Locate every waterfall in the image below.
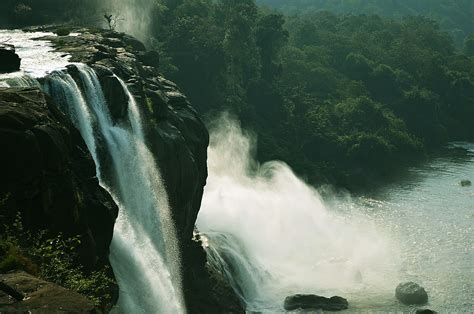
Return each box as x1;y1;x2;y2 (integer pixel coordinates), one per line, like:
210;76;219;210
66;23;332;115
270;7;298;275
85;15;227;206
0;73;40;88
43;64;185;313
196;116;398;312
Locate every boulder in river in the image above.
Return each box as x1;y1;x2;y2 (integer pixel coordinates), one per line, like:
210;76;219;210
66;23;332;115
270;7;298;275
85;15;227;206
460;180;471;187
284;294;349;311
396;282;428;305
0;44;21;73
416;309;437;314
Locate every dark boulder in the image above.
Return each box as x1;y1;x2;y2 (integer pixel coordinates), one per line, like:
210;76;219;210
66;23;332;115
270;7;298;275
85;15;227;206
461;180;471;187
416;310;437;314
101;37;124;49
122;34;146;52
396;282;428;305
284;294;349;311
0;44;21;73
101;31;146;52
137;50;160;68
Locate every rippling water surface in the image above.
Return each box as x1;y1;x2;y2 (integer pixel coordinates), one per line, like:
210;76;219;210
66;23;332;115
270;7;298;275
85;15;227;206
0;30;70;80
337;142;474;312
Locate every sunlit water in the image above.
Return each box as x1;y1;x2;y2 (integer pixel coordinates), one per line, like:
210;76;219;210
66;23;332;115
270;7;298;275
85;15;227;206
340;142;474;312
44;65;185;313
197;117;473;313
0;30;70;81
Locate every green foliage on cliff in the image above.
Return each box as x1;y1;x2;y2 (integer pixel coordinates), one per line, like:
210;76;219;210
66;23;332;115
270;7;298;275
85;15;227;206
147;0;474;187
0;214;115;309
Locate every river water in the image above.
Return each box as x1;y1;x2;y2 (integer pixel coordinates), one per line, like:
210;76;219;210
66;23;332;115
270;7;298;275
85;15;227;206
197;117;473;313
340;142;473;312
0;30;71;79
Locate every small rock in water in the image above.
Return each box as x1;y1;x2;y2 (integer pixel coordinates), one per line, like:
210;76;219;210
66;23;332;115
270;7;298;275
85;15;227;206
416;309;437;314
284;294;349;311
396;282;428;305
0;44;21;73
354;270;363;283
460;180;471;187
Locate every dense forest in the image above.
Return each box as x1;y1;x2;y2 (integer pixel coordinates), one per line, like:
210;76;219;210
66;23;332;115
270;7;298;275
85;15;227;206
1;0;474;187
148;0;474;187
0;0;97;26
257;0;474;48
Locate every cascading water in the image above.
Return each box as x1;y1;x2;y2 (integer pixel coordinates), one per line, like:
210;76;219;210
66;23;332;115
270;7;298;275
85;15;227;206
43;64;185;313
196;116;398;312
1;30;185;312
198;117;474;312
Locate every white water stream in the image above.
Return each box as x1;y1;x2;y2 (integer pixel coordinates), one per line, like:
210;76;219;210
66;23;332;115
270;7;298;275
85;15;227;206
197;117;396;312
197;117;474;313
43;66;185;313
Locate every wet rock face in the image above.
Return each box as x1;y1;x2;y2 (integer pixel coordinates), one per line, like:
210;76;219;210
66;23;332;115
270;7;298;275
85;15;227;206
284;294;349;311
0;87;118;269
0;44;21;73
396;282;428;305
35;27;209;245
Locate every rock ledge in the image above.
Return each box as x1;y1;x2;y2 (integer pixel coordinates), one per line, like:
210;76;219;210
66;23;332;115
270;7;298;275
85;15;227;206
0;271;97;313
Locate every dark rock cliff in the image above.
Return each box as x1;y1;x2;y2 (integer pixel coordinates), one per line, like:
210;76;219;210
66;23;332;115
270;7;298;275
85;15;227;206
23;27;242;312
0;87;118;269
40;28;209;248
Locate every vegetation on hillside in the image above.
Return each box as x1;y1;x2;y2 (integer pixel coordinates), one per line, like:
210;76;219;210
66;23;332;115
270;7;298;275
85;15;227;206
147;0;474;187
0;0;97;27
257;0;474;48
1;0;473;187
0;214;116;310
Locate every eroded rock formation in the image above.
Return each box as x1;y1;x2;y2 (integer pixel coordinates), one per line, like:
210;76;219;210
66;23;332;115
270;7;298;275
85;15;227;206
0;87;118;268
